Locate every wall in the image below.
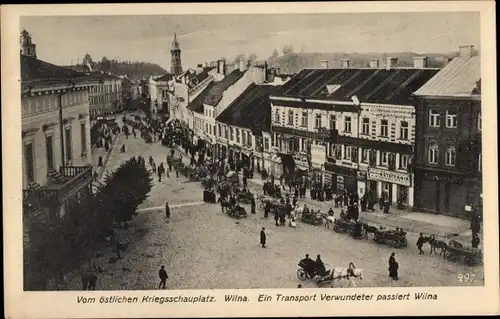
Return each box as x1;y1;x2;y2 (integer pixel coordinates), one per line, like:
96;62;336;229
21;90;92;188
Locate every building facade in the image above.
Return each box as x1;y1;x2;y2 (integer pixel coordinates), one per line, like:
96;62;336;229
269;58;439;208
88;73;123;116
413;46;482;218
21;54;96;224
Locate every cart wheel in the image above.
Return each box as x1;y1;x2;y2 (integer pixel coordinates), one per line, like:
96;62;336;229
400;238;408;248
333;224;341;233
297;269;307;281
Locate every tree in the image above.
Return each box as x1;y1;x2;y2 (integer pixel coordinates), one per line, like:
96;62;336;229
271;48;279;59
282;45;294;56
101;56;111;72
234;54;246;64
83;53;93;66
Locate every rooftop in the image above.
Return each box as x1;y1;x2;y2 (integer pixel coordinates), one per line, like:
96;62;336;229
273;67;440;105
187;82;216;114
413;55;481;98
216;83;279;133
203;69;245;106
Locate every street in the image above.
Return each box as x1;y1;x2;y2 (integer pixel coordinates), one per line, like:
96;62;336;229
67;123;484;290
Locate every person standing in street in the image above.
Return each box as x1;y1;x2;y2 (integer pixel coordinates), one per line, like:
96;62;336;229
388;252;399;280
260;227;267;248
416;233;425;254
165;202;170;220
158;265;168;289
250;195;256;214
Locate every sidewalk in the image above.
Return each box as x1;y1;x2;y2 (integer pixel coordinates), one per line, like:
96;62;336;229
246;173;474;241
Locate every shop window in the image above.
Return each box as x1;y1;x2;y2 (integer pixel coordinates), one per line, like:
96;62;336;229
362;118;370;135
400;121;409;140
400;154;409;169
344;116;352;133
236;129;240;143
429;110;440;127
242;132;246;145
380;119;388;137
445;146;456;166
428;144;439;164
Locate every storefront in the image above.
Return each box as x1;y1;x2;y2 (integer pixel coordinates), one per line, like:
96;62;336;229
367;167;413;207
324;162;358;194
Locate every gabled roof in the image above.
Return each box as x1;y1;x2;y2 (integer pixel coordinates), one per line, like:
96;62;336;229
273;67;440;105
187;82;216;114
413;56;481;97
216;83;279;133
203;69;245;106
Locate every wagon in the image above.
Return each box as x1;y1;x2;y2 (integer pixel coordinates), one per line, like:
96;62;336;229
373;229;408;248
332;218;354;233
446;241;482;266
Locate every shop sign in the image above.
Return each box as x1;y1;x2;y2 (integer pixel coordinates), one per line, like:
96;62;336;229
311;145;326;165
368;168;411;187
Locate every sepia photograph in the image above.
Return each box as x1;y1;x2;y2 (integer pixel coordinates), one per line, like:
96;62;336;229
3;2;499;318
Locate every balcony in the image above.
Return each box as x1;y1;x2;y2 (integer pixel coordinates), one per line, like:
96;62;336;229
23;165;94;206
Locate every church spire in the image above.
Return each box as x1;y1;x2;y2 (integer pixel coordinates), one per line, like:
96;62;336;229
170;31;182;75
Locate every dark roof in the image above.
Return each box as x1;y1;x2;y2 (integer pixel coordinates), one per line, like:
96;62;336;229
203;69;245;106
155;73;174;82
216;83;279;133
187;82;216;114
83;71;122;81
274;68;440;105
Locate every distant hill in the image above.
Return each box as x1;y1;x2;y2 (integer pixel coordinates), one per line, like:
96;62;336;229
95;61;167;81
261;50;476;74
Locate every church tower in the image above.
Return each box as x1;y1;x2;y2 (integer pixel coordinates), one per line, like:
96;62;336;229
20;29;37;58
170;32;183;75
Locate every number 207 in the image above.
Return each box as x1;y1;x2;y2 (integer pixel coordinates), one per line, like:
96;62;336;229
458;274;476;282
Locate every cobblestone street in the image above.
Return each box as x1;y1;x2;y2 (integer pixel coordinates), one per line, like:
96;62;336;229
65;124;484;290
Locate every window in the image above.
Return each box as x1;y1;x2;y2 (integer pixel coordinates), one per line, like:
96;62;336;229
301;112;308;127
361;148;369;163
236;129;240;143
288;110;294;125
478;112;481;131
80;122;87;153
344;116;352;132
400;121;409;140
274;109;280;123
205;123;208;133
445;110;458;128
361;118;370;135
380;119;388;137
428;144;439;164
379;151;388;166
65;127;72;162
343;146;352;160
429;110;440;127
218;124;222;137
230;127;234;141
45;135;54;171
224;126;228;139
248;133;252;147
24;141;35;183
242;132;246;145
445;146;456;166
264;138;269;151
329;115;336;130
400;154;409;169
478;153;482;172
315;114;322;128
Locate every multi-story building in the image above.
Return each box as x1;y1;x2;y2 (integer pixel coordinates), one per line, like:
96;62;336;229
413;45;481;218
269;57;439;208
88;72;123;117
215;83;279;171
21;53;96;224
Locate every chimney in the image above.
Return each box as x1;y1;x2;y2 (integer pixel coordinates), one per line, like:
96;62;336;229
320;60;330;69
238;59;248;72
275;68;280;75
217;59;226;75
340;59;350;69
369;59;380;69
459;45;474;58
386;57;398;70
266;67;275;82
413;56;428;68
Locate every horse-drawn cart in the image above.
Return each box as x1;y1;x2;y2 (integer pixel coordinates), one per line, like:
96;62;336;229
446;240;482;266
235;189;253;204
227;205;248;219
301;210;323;226
373;229;408;248
332;217;354;233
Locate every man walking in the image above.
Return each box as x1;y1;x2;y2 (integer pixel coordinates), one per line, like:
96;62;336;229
165;202;170;220
260;227;267;248
158;265;168;289
250;195;256;214
388;252;399;280
416;233;425;254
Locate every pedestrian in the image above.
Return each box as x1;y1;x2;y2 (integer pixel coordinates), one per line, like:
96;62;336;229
88;268;97;290
416;233;425;254
472;232;480;248
98;156;103;167
251;196;256;214
176;169;179;178
165;202;170;220
388;252;399;280
121;144;126;153
260;227;266;248
158;265;168;289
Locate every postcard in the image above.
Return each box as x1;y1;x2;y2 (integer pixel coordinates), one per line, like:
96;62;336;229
2;2;499;318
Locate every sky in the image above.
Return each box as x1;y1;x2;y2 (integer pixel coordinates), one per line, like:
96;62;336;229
20;12;480;70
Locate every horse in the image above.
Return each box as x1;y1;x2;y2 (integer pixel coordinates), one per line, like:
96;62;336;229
427;234;448;257
293;205;306;218
329;262;364;288
360;222;379;239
